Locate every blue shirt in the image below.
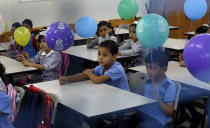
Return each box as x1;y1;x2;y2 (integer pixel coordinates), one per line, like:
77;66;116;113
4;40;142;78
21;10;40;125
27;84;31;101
24;34;37;58
138;76;177;126
94;61;130;91
0;91;14;128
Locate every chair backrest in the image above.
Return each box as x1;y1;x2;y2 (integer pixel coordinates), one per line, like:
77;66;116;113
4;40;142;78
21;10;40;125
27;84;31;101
48;93;59;125
127;72;149;95
172;82;182;127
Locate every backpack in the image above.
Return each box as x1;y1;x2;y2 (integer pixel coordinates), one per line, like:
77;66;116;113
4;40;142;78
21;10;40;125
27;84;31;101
14;85;54;128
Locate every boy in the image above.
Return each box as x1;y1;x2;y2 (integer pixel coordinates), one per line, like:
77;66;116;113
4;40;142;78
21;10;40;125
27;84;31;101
19;31;60;82
59;40;129;91
137;50;177;128
119;23;148;65
22;19;39;59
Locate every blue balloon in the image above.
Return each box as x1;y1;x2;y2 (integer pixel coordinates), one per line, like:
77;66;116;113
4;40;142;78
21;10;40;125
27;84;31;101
75;16;97;38
45;22;74;51
184;0;207;21
136;14;169;49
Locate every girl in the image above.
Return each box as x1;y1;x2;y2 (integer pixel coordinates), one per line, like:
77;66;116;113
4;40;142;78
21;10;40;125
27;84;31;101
87;21;116;48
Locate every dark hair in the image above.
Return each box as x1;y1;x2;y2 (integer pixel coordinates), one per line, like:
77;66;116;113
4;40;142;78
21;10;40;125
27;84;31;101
195;26;209;34
96;21;114;35
129;23;137;28
12;22;21;29
37;35;44;43
145;50;169;67
0;63;9;86
99;40;118;55
22;19;33;28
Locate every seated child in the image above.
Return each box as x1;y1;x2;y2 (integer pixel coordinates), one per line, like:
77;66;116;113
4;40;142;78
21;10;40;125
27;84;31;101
0;63;16;124
179;25;209;67
5;22;23;60
18;31;61;82
60;40;129;91
87;21;116;48
137;50;177;128
119;23;148;65
22;19;39;59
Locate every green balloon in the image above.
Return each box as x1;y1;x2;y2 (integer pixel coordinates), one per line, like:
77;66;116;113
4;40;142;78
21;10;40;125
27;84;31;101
118;0;139;20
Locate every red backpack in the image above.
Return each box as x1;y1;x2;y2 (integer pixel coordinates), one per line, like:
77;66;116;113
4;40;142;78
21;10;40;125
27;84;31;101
14;85;54;128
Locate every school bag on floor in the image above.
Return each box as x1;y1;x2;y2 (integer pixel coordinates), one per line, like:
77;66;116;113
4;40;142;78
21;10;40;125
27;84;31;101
14;85;54;128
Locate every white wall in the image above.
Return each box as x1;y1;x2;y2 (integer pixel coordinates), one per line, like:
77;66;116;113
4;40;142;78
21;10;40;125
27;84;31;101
0;0;149;29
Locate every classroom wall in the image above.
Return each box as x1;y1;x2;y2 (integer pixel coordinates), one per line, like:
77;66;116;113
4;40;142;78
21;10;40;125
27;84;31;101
0;0;149;29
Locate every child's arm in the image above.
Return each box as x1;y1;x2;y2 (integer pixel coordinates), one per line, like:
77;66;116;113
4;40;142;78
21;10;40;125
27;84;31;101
22;60;45;70
59;73;89;85
86;38;99;49
119;42;145;56
153;90;174;116
83;69;110;84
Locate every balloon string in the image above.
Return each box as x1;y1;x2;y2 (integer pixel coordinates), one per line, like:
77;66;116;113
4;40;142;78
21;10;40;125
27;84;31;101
185;22;193;45
58;53;62;77
150;50;154;89
5;33;19;54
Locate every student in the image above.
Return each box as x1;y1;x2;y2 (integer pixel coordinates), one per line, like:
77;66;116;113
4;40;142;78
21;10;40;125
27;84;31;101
86;21;116;48
0;63;16;125
18;31;61;82
59;40;130;91
179;25;209;67
5;22;23;60
137;50;177;128
118;23;148;65
22;19;39;59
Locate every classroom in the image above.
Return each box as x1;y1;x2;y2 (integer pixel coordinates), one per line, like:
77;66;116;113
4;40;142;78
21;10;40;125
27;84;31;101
0;0;210;128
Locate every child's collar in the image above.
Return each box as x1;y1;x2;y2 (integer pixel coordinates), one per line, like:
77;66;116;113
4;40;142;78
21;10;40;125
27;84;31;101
41;50;54;57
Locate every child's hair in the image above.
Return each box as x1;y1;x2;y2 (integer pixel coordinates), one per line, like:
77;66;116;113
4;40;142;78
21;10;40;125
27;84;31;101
0;63;9;85
12;22;21;29
22;19;33;28
145;50;169;67
37;35;44;43
195;26;209;34
99;40;118;55
129;23;137;28
96;21;114;36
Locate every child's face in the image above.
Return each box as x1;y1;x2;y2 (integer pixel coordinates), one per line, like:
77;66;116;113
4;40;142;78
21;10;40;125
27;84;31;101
98;47;117;67
40;38;50;52
98;25;112;38
129;26;138;42
146;63;167;81
22;23;32;32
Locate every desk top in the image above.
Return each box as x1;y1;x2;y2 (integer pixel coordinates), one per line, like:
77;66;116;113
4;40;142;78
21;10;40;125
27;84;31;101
163;38;186;50
27;80;155;117
64;45;135;61
129;61;210;91
0;56;37;75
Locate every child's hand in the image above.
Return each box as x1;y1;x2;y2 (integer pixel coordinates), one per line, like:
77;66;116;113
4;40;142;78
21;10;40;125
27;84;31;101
17;54;25;62
179;53;185;67
83;69;94;75
59;77;67;85
87;38;92;44
22;60;32;66
24;52;30;60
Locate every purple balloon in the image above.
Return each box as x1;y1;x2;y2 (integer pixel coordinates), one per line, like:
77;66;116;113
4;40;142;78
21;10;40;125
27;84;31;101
45;22;74;51
184;34;210;82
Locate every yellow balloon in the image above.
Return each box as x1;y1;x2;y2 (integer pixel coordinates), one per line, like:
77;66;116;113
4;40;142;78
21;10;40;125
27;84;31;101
14;27;31;47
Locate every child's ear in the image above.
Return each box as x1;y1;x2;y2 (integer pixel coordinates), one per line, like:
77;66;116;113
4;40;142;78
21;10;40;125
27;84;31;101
162;66;167;72
112;54;118;60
